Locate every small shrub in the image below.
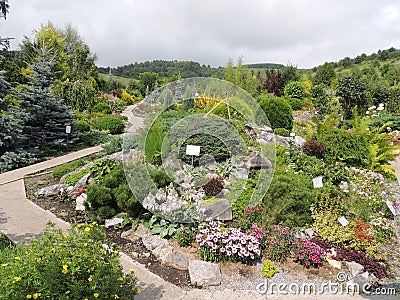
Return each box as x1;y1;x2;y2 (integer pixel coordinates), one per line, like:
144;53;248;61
263;224;298;262
85;185;117;222
318;129;369;167
75;120;90;132
174;225;196;247
261;260;279;278
274;127;290;137
101;136;122;155
286;97;304;110
77;130;112;146
262;169;317;227
201;177;224;196
147;165;173;189
302;139;326;159
259;96;293;131
91;102;112;114
0;223;139;299
95;115;125;134
284;81;306;99
61;168;89;186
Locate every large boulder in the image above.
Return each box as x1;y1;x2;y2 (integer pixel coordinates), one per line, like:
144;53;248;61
142;234;173;261
163;251;189;270
36;184;69;197
246;152;272;169
188;260;221;287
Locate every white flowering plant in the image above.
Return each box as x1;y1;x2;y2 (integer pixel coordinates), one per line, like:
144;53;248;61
142;183;206;222
196;220;261;264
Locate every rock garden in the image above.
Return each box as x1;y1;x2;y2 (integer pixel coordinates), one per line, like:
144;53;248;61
17;78;400;297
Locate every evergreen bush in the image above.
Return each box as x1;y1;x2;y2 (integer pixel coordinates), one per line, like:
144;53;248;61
259;96;293;131
95;115;125;134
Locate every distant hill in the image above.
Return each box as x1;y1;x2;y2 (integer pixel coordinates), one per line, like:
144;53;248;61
98;60;225;79
245;63;285;69
98;60;287;80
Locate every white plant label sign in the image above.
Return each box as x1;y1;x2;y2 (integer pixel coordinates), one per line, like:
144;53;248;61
338;216;349;227
290;132;296;137
186;145;201;156
386;199;396;216
312;176;323;189
65;125;71;134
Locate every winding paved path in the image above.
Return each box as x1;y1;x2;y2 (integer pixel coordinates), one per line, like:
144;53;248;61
0;105;395;299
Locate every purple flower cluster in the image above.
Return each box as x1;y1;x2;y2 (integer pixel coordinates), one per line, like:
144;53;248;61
295;239;326;268
196;221;261;264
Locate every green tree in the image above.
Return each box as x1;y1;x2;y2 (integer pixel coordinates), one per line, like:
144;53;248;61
313;62;336;86
0;71;24;157
20;23;99;111
282;63;300;84
139;72;158;95
20;47;75;153
336;74;367;119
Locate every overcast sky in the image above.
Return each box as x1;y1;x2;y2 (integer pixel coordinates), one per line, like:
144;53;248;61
2;0;400;69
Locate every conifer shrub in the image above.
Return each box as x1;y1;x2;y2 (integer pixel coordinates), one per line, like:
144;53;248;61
95;116;125;134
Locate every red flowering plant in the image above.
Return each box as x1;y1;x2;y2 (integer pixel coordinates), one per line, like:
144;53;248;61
76;187;87;197
293;239;326;268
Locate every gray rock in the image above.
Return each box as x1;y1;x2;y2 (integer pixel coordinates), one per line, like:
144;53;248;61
203;199;232;221
304;228;314;238
345;261;365;278
274;135;291;148
75;193;87;211
347;271;369;291
230;167;248;180
105;217;125;228
121;223;150;242
246;152;272;169
220;189;230;196
256;138;269;145
36;184;69;197
142;234;173;261
189;260;221;287
109;151;123;162
294;135;306;148
68;173;91;197
164;251;189;270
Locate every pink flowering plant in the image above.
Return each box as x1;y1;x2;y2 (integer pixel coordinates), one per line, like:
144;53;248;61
196;221;261;264
263;224;298;262
294;239;326;268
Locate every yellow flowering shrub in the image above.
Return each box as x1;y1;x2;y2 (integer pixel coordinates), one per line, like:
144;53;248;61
0;223;138;299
